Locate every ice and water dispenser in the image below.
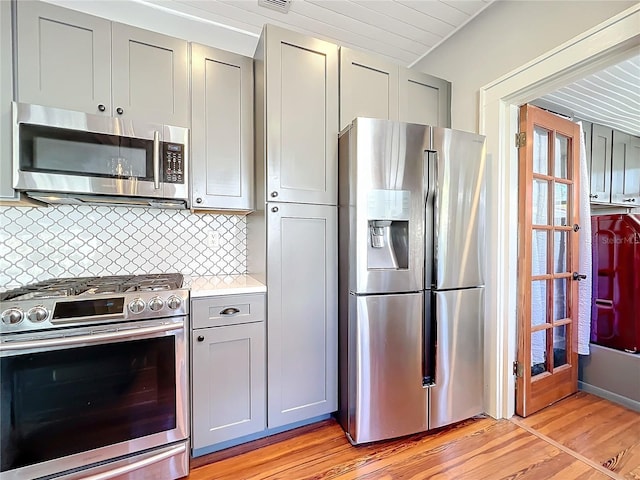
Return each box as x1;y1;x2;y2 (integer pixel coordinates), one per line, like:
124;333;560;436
367;189;410;270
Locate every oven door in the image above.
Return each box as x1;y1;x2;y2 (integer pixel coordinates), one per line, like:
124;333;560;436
0;318;188;480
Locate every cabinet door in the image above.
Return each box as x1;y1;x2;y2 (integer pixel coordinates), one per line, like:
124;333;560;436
398;69;451;127
16;1;111;115
267;203;338;427
339;47;399;131
112;23;189;126
265;26;338;205
611;131;640;205
191;322;265;449
191;44;253;211
1;0;15;199
590;124;613;203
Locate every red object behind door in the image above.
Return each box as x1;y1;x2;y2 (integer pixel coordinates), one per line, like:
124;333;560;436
591;214;640;353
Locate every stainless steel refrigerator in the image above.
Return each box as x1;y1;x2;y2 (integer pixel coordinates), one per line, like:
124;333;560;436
338;117;486;444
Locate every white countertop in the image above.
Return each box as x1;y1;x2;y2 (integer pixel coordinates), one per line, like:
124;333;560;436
185;274;266;298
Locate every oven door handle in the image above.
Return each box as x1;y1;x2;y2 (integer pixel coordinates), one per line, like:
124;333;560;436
80;443;186;480
0;322;183;352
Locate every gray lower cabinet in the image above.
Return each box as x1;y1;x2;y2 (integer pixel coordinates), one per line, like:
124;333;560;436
15;1;188;126
255;24;339;206
191;294;266;450
265;202;338;428
190;44;254;211
611;130;640;205
339;47;451;130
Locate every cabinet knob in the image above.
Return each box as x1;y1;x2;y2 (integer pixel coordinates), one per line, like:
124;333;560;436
196;197;203;204
197;335;205;342
271;206;279;213
98;104;106;112
116;107;124;115
271;191;278;198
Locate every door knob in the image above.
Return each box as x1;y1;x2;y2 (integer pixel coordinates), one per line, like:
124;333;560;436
572;272;587;281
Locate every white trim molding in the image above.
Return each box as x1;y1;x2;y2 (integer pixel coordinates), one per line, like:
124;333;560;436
479;4;640;420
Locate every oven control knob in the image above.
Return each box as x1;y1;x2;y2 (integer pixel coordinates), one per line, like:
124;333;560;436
148;296;164;312
27;306;48;323
167;295;182;310
129;298;146;314
1;308;24;325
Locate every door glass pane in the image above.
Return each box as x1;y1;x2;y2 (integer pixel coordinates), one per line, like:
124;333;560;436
553;231;567;273
533;126;549;175
554;278;567;320
532;179;549;225
531;280;547;326
553;325;567;368
554;183;568;226
531;329;548;376
555;134;569;179
532;230;547;276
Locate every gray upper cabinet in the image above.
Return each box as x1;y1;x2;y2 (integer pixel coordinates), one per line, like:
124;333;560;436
256;25;338;206
191;44;254;211
15;2;188;126
590;124;613;204
15;1;112;116
611;130;640;205
340;48;398;130
1;0;15;200
111;23;188;126
266;202;338;428
398;68;450;128
339;47;451;131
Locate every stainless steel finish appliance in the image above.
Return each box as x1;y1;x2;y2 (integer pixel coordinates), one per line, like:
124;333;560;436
0;274;190;480
338;118;486;444
13;102;189;208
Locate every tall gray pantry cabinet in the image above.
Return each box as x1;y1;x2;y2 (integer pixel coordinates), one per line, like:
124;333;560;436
248;25;339;429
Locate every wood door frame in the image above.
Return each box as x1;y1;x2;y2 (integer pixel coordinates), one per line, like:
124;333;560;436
479;5;640;420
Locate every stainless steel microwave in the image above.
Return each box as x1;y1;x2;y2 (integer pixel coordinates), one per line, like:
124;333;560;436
13;102;189;208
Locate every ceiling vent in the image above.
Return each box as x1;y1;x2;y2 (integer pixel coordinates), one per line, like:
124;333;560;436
258;0;292;13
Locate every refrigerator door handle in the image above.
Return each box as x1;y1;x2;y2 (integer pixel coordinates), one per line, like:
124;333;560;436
424;151;437;290
423;291;436;386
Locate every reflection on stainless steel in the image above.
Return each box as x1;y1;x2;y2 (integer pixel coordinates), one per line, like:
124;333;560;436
0;273;189;480
12;102;189;207
338;118;486;445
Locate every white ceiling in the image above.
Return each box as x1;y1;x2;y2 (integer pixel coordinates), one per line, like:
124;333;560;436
140;0;493;66
535;55;640;137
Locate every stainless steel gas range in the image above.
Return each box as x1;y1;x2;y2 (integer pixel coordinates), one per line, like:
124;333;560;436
0;274;189;480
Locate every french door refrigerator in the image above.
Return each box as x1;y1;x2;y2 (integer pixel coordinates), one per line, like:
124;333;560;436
338;118;486;444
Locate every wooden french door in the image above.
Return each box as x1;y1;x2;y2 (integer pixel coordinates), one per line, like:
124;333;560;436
516;104;582;417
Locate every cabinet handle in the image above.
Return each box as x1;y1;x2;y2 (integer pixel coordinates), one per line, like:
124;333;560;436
98;104;106;112
589;194;598;199
623;198;636;202
197;335;205;342
153;131;160;190
220;307;240;316
271;206;279;213
271;191;278;198
116;107;124;115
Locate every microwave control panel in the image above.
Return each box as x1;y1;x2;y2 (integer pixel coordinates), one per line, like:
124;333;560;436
163;143;184;184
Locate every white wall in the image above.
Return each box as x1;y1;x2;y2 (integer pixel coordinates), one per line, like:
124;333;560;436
412;0;637;133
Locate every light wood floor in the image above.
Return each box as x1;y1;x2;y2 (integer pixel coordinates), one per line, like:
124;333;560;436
187;392;640;480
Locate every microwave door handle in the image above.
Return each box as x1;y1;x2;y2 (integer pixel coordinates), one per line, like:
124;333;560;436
153;130;161;190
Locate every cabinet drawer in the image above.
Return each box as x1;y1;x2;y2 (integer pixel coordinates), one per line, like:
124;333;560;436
192;294;265;328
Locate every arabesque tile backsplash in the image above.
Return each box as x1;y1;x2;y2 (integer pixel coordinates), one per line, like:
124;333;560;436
0;205;247;291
